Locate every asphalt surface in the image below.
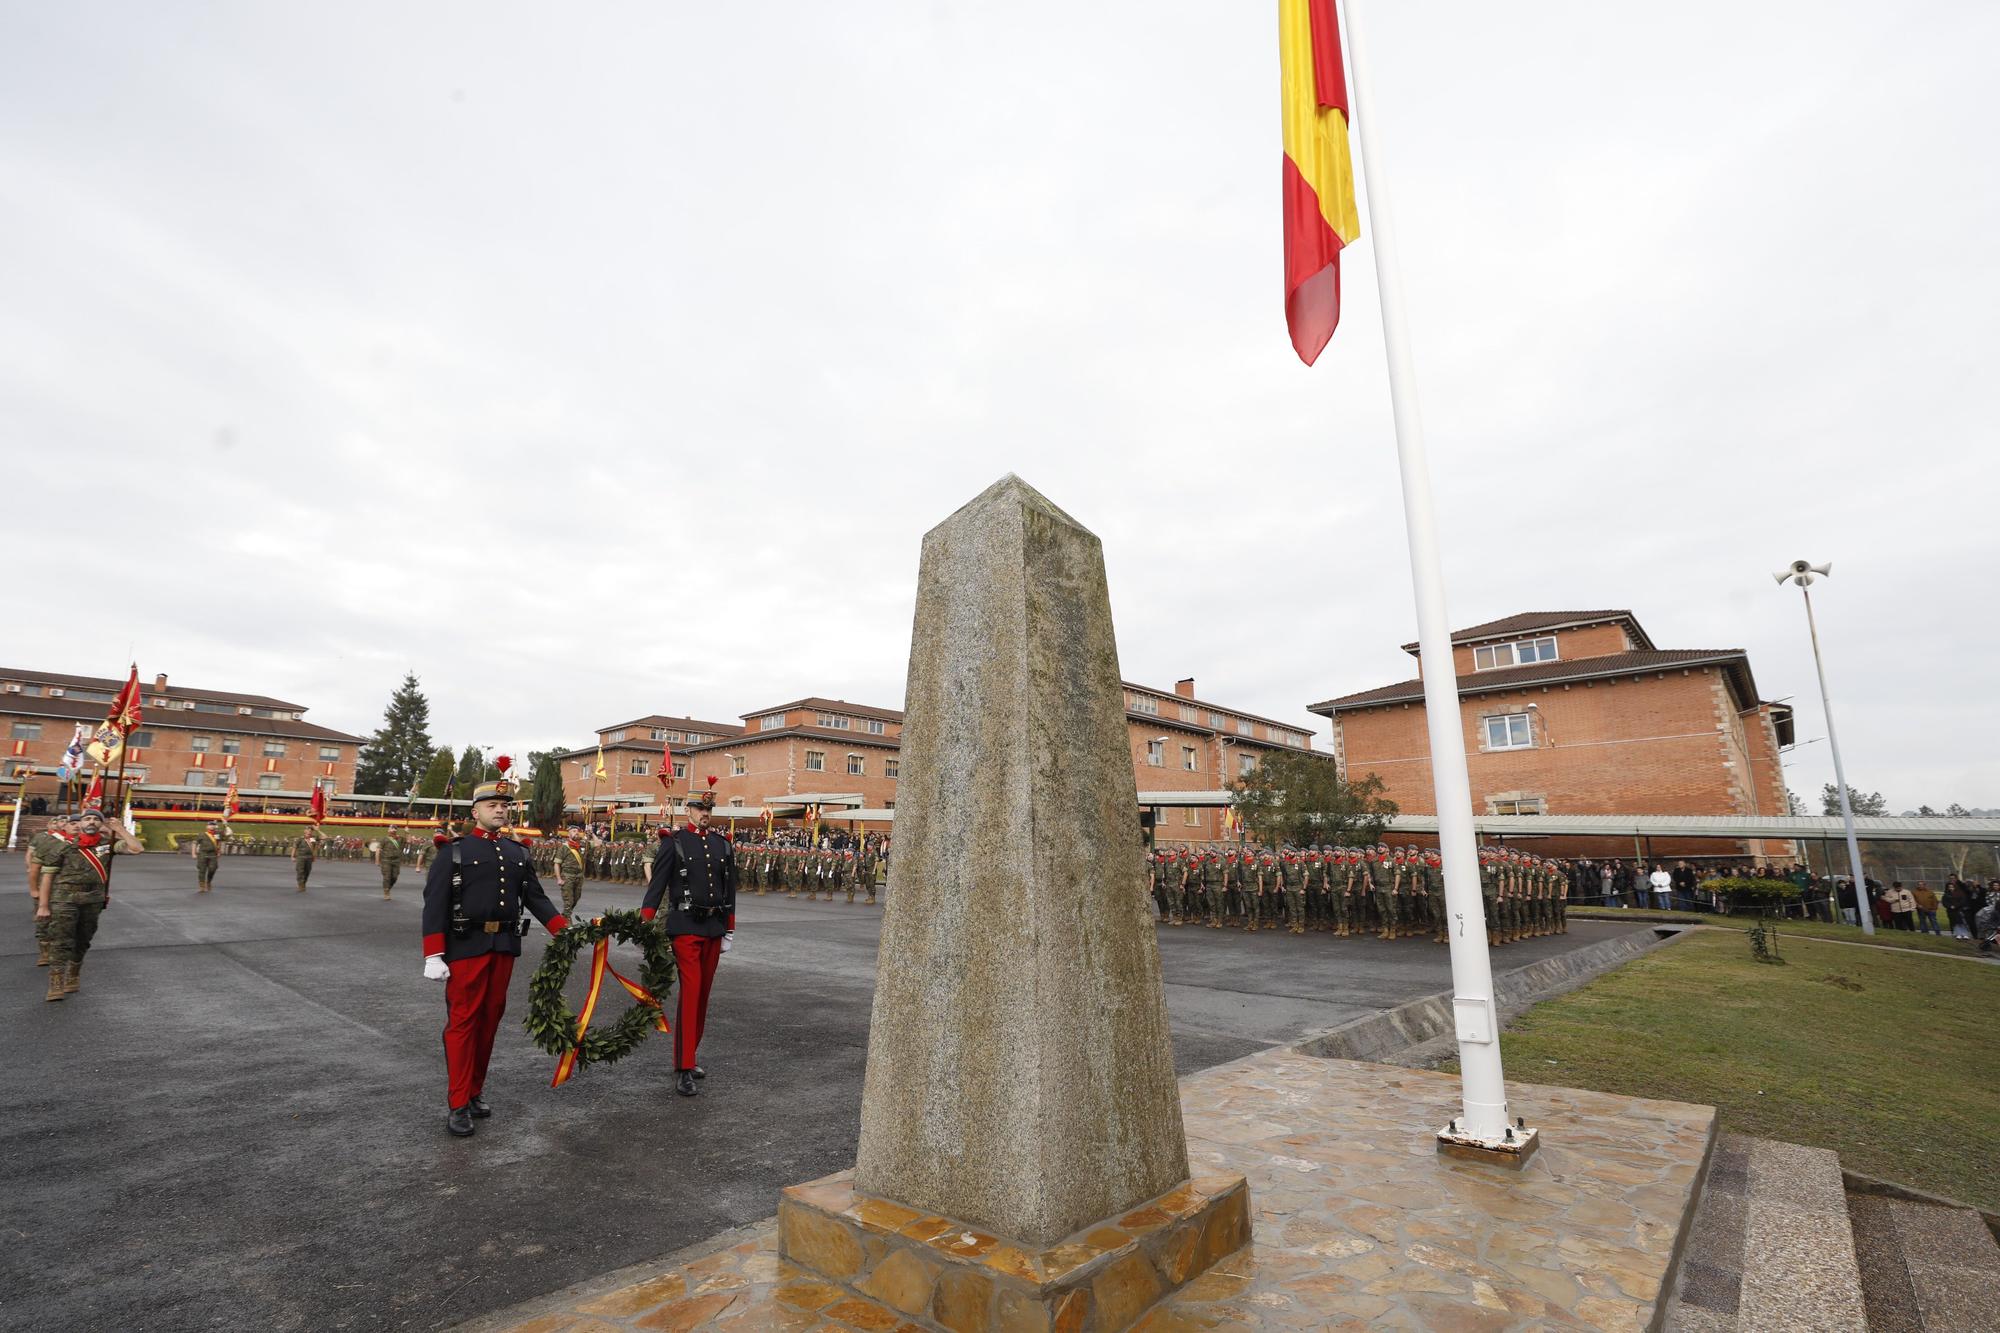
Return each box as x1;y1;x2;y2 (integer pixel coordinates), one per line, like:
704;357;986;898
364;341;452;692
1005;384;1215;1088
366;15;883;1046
0;854;1636;1332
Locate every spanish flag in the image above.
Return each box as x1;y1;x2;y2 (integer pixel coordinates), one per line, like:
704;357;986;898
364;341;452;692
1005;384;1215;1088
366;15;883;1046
1280;0;1361;365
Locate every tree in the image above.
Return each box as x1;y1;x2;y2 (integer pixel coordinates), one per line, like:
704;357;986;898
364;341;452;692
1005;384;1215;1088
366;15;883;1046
1821;783;1886;817
418;747;455;799
454;746;497;793
525;749;568;835
1229;750;1397;848
1945;803;1971;818
352;673;435;796
1785;787;1808;817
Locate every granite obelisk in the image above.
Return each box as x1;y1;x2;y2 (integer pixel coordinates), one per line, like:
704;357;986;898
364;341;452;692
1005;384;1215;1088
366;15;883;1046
854;474;1189;1247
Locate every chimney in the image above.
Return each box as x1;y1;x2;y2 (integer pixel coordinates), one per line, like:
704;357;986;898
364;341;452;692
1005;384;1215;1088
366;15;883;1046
154;673;169;692
1173;678;1196;700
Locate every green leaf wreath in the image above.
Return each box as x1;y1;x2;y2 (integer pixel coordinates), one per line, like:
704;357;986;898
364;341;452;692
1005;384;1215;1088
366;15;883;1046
523;909;676;1073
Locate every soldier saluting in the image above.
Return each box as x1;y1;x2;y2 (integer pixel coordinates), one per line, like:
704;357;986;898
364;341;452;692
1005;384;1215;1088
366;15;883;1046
642;776;736;1098
421;759;568;1137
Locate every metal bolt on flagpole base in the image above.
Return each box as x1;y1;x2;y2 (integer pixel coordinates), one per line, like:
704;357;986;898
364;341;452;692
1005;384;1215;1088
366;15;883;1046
1437;1121;1542;1169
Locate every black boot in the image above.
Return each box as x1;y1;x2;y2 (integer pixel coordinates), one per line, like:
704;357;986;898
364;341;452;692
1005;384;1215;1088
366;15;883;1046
446;1105;475;1137
467;1094;493;1119
691;1066;706;1081
676;1070;699;1097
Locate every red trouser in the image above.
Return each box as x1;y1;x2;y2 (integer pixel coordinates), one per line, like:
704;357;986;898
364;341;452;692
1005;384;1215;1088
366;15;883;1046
443;952;515;1108
672;934;722;1071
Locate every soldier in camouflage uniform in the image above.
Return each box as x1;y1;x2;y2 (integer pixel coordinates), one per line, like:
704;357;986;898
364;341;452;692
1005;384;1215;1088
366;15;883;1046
1196;850;1223;928
190;820;224;893
34;801;141;999
860;842;879;905
1364;844;1392;941
1400;846;1431;942
375;826;406;900
1279;848;1307;935
26;814;73;968
293;829;319;892
1422;848;1447;942
552;825;586;915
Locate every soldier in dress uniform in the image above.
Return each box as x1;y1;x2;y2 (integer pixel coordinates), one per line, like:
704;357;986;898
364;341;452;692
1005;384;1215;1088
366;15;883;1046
642;779;736;1098
26;814;74;968
293;828;318;893
553;824;587;915
190;820;224;893
34;800;141;1000
421;767;568;1136
375;825;405;900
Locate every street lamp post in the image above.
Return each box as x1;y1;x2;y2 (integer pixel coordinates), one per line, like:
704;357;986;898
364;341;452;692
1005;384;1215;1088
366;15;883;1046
1774;560;1873;935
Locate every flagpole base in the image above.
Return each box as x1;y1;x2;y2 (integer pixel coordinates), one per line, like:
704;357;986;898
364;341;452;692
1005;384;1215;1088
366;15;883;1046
1436;1123;1541;1170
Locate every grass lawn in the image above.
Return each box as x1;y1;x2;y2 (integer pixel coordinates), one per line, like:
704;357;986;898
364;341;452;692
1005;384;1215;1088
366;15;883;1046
1446;929;2000;1213
1569;907;1981;958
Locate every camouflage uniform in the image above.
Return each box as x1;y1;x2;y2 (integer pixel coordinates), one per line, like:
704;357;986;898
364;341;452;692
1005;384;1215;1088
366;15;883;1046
1368;847;1397;940
293;834;317;892
1281;852;1307;935
37;835;114;995
378;833;404;899
1198;852;1224;928
192;826;223;893
27;824;68;967
554;837;585;915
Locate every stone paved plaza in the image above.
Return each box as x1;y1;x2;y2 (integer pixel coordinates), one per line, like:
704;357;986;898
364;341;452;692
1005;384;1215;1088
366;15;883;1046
0;855;1639;1332
466;1048;1715;1332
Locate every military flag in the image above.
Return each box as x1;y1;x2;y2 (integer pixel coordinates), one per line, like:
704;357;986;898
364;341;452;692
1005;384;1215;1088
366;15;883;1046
1280;0;1361;365
592;744;607;779
57;723;87;782
225;778;240;820
85;664;144;765
310;784;327;825
657;736;675;791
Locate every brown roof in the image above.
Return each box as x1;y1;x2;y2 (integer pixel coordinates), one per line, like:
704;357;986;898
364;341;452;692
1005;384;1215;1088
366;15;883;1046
1397;611;1653;654
0;693;362;743
1120;681;1318;738
1310;649;1757;713
742;697;905;725
682;725;903;753
597;714;745;738
1;666;307;711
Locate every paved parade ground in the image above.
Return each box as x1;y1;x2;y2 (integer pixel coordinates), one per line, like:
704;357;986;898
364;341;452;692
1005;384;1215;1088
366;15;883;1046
0;854;1633;1332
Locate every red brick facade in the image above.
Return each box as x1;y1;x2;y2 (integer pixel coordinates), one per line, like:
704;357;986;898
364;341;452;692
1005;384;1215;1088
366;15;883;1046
1315;613;1793;859
1;668;361;806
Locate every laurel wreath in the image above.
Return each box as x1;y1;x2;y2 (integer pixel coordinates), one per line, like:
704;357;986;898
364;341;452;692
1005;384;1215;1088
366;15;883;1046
522;910;676;1072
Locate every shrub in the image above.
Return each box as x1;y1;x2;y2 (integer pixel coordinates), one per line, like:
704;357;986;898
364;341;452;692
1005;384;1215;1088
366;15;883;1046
1700;876;1802;902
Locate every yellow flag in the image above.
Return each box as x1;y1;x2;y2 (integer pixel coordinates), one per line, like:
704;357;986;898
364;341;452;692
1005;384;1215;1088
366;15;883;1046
593;745;606;779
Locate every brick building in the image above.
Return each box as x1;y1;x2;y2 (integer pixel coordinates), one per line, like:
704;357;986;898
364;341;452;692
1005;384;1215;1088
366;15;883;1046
1;667;362;805
556;681;1327;843
1308;611;1794;859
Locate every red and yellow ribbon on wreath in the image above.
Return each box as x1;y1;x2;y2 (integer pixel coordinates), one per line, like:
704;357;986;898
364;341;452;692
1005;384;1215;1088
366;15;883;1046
550;935;671;1087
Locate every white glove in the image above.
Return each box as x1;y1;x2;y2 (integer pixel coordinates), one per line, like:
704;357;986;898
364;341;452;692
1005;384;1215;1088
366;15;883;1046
423;955;450;981
720;933;733;955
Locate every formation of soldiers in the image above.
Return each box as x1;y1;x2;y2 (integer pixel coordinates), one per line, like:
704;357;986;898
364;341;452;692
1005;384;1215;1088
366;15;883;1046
1147;843;1569;945
729;841;885;904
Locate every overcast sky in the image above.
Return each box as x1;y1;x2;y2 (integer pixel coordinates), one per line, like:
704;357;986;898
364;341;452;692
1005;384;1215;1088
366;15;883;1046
3;1;1995;810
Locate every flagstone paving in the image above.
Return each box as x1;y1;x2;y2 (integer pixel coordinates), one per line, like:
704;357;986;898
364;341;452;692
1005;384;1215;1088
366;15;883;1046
464;1048;1715;1332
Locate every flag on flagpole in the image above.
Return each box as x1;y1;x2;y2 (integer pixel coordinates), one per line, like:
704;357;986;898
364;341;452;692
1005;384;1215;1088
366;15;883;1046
225;778;240;819
86;664;145;764
593;744;607;779
1280;0;1361;365
310;784;327;825
58;724;87;782
657;736;675;791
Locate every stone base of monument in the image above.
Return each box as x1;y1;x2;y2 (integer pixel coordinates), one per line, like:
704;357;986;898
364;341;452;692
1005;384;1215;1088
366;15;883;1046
778;1168;1251;1332
1436;1121;1542;1169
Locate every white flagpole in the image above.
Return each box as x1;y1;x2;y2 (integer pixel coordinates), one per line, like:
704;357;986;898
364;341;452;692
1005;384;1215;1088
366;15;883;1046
1342;0;1528;1155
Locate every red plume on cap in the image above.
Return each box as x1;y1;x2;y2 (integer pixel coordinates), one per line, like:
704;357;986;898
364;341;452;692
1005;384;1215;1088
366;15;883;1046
495;755;513;774
706;775;718;790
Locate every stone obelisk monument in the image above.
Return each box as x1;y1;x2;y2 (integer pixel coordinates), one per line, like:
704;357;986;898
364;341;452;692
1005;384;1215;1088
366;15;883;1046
779;476;1248;1332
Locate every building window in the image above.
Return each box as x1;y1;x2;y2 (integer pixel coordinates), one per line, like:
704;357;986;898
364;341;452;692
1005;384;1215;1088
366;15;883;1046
816;713;851;730
1184;806;1200;826
805;750;826;772
650;728;681;742
221;738;241;755
687;733;707;744
671;760;687;780
1236;719;1254;736
759;714;785;731
885;759;900;779
1181;746;1199;772
263;741;287;758
1178;705;1200;723
10;723;40;741
731;755;746;777
864;719;887;735
1208;712;1225;728
257;774;282;790
1146;740;1165;767
1129;694;1159;716
847;755;866;776
729;797;744;807
1490;797;1546;815
884;800;895;810
1484;713;1533;750
1239;754;1256;777
127;730;155;747
190;736;210;753
318;746;340;762
184;770;209;787
629;758;650;776
1473;636;1559;671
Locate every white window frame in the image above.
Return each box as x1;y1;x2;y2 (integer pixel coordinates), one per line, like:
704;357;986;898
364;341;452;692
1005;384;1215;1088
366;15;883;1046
607;729;627;743
863;719;887;735
758;714;785;731
1178;705;1200;723
1239;754;1255;777
128;730;155;748
885;759;900;779
1181;746;1199;772
1484;712;1534;750
1490;797;1546;815
804;750;826;773
190;736;211;753
1130;694;1160;716
184;770;208;787
1473;636;1560;672
10;722;41;741
670;760;688;780
262;741;287;758
1145;740;1165;767
1184;806;1199;826
847;754;866;776
220;738;241;755
256;774;283;790
731;755;746;777
628;758;650;776
318;746;340;761
816;712;851;730
1236;719;1254;736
